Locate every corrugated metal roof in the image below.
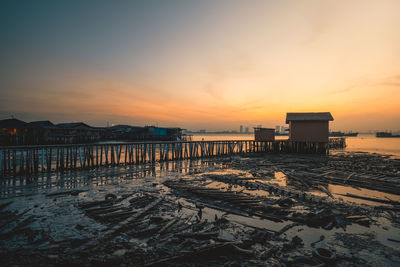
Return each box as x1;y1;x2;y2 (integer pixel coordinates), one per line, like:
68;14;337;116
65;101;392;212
286;112;334;123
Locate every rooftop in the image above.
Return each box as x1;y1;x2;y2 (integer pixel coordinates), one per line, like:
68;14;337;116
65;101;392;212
0;118;32;129
56;122;93;128
286;112;334;123
30;120;56;128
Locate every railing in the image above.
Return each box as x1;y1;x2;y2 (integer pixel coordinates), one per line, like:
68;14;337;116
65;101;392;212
0;140;332;177
329;137;346;149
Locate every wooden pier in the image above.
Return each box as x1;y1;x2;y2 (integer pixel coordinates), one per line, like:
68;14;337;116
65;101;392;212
0;140;336;177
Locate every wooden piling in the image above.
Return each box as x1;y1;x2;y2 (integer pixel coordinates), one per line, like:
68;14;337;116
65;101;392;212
0;139;337;177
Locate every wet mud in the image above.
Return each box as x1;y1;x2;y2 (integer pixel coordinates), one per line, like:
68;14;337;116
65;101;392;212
0;152;399;266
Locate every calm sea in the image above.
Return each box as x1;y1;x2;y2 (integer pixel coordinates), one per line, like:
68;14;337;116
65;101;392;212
191;133;400;158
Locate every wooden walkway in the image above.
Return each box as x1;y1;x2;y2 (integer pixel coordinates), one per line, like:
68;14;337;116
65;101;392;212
0;140;335;177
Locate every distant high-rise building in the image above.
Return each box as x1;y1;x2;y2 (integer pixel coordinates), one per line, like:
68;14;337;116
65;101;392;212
281;126;285;133
257;125;262;128
245;127;249;133
240;125;243;133
275;125;280;133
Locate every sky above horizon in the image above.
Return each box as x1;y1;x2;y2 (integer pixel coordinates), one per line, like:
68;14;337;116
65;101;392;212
1;0;399;131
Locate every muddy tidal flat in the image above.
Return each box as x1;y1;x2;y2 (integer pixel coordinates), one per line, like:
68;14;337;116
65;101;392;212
0;152;400;266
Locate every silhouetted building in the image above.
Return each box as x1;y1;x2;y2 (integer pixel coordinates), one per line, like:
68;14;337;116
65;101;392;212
108;125;148;140
286;112;334;142
254;127;275;141
146;126;183;141
245;127;249;133
30;120;60;144
1;118;184;145
56;122;102;143
0;118;38;145
240;125;243;133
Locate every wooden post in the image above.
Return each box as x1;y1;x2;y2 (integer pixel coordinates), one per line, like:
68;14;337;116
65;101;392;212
124;144;127;165
0;149;2;176
78;147;83;168
100;145;104;165
152;144;156;162
12;150;16;175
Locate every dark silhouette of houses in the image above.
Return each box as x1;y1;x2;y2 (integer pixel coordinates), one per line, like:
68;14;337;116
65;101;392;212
254;127;275;141
30;120;55;128
30;120;59;144
1;118;184;145
286;112;334;142
146;126;183;141
56;122;103;143
108;125;149;141
0;118;38;145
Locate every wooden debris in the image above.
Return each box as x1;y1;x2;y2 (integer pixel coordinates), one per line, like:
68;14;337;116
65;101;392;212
337;193;400;205
276;222;301;236
158;217;179;235
46;189;87;197
0;201;12;211
79;197;163;250
317;185;334;198
344;173;355;184
144;242;242;266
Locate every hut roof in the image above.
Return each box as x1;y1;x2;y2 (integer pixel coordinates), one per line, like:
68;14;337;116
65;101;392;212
30;120;56;128
0;118;32;129
56;122;93;129
286;112;334;123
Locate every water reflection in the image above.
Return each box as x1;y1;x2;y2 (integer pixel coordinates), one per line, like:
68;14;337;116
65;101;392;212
328;184;400;205
0;159;212;198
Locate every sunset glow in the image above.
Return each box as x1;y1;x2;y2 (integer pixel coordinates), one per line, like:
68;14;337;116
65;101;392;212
1;0;399;131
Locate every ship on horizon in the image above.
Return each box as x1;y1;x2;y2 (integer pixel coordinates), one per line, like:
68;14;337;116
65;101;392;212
329;131;358;137
376;132;400;138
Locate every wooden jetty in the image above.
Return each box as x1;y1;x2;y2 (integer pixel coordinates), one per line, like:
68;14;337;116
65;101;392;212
0;139;341;177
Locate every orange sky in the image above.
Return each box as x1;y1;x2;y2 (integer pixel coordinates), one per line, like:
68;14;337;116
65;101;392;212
1;0;399;131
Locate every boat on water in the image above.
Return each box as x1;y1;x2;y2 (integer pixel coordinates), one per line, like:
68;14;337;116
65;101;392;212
376;132;400;138
329;131;358;137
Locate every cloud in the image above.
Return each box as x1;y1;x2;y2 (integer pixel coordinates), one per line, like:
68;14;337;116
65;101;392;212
377;74;400;87
328;74;400;95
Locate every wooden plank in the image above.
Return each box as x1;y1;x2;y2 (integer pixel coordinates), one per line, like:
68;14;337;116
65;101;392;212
80;197;163;250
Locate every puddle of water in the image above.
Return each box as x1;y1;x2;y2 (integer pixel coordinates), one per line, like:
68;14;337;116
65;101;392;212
272;172;287;187
328;184;400;205
226;213;287;232
201;169;252;177
284;216;400;251
247;169;400;207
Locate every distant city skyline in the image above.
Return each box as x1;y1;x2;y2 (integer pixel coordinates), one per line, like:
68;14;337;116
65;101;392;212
1;115;399;133
1;0;400;131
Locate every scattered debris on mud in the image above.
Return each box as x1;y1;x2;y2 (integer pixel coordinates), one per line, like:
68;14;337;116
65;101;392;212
0;151;399;266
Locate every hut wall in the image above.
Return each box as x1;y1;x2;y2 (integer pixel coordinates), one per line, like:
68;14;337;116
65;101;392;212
254;128;275;141
289;121;329;142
